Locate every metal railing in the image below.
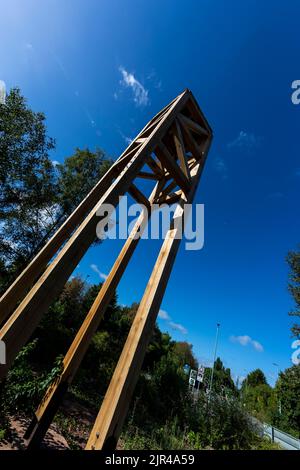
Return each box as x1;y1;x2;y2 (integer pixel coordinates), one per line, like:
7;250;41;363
263;423;300;450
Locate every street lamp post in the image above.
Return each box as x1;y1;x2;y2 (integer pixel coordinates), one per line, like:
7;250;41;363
273;363;282;415
208;323;220;402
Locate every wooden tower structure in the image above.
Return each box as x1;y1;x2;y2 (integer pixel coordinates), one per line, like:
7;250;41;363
0;89;212;449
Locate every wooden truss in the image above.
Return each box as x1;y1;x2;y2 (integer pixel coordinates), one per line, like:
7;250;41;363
0;89;212;449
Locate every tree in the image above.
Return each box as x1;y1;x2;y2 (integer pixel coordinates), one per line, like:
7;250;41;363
172;342;197;370
243;369;267;388
56;147;112;216
0;87;112;296
0;87;57;273
205;357;236;395
275;365;300;435
287;249;300;338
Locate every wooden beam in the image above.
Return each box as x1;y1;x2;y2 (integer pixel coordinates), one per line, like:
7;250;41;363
146;156;163;176
154;180;178;204
155;143;191;193
128;184;151;211
178;113;209;136
137;171;158;181
85;140;211;450
173;119;191;180
158;189;183;205
0;164;116;326
177;114;203;161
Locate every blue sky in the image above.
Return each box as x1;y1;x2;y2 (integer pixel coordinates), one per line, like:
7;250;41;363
1;0;300;386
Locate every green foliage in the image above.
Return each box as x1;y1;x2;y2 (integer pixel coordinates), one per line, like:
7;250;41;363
274;365;300;436
287;249;300;338
204;357;237;397
0;87;112;296
241;369;276;423
123;393;265;450
56;147;112;216
0;340;63;415
0;87;57;277
243;369;267;388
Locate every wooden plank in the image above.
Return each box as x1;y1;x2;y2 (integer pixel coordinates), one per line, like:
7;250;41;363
178;113;209;136
146;156;164;176
173;119;191;180
128;184;151;211
0;164;116;325
137;171;158;181
158;189;182;205
155;143;191;193
177;114;203;161
24;183;160;449
154;180;178;204
85;136;212;450
0;89;191;379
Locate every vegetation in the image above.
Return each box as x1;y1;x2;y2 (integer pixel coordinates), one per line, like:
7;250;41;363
287;249;300;338
0;87;112;294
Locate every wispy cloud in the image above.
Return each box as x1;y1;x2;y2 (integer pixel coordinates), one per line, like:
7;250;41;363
168;321;188;335
158;309;171;321
51;160;60;167
90;263;108;281
119;66;149;107
146;70;163;91
213;157;228;179
230;335;264;352
158;308;188;335
118;129;133;145
227;131;262;151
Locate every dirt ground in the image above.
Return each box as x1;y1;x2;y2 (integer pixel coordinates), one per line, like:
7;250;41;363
0;397;125;450
0;414;70;450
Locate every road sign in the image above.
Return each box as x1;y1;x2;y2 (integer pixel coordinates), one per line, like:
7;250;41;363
189;378;196;387
197;365;205;382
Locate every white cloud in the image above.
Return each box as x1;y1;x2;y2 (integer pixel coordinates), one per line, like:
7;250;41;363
90;263;108;281
158;309;170;321
157;308;188;335
0;80;6;104
230;335;264;352
168;321;188;335
51;160;60;167
119;66;149;107
227;131;262;151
